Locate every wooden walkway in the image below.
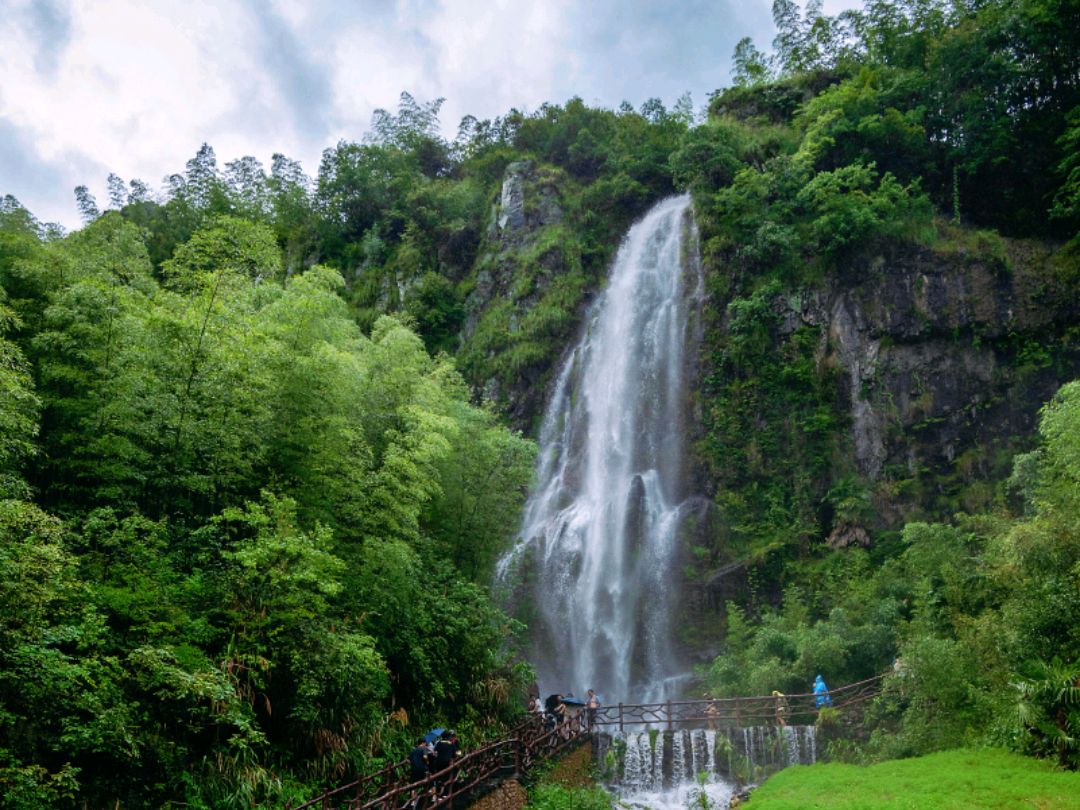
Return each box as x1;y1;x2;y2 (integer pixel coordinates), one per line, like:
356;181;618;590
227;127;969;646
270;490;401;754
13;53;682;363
290;674;884;810
289;713;592;810
590;674;884;731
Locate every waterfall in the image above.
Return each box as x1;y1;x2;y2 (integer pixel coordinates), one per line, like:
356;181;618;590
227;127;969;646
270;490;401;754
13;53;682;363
671;730;688;786
604;726;818;809
495;194;823;806
606;726;817;804
621;733;654;792
498;194;703;704
701;728;715;777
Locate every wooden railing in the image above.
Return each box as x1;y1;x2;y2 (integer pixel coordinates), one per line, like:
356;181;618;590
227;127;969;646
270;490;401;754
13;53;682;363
591;674;885;731
291;674;885;809
289;711;590;810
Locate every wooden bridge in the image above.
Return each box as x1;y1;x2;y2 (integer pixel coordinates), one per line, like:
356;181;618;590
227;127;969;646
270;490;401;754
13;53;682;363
290;674;884;810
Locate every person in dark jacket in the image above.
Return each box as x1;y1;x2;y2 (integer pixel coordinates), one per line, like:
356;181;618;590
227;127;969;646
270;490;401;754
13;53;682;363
408;738;430;782
544;694;564;730
433;730;460;773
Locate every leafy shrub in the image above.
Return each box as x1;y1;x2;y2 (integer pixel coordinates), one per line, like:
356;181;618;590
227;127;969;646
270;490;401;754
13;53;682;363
528;782;613;809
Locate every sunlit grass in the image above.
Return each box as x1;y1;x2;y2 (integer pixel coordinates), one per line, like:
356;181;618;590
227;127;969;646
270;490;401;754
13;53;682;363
743;749;1080;809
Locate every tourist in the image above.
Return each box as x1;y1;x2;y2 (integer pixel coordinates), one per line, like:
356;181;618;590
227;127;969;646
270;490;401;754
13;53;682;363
433;729;460;774
547;694;572;738
555;696;570;734
543;694;562;731
771;690;788;726
813;675;832;708
586;689;600;728
408;738;430;782
704;698;720;730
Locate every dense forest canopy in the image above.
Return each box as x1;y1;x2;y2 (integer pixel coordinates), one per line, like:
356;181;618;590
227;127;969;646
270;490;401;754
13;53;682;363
2;0;1080;806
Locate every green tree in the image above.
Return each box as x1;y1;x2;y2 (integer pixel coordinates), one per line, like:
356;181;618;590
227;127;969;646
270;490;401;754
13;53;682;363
424;403;535;580
30;214;155;506
670;123;743;192
1014;657;1080;768
0;500;119;807
74;185;100;224
0;303;39;497
732;36;772;86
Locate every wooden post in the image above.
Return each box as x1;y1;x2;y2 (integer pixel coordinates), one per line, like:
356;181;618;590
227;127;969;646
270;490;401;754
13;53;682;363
667;699;672;731
619;703;624;732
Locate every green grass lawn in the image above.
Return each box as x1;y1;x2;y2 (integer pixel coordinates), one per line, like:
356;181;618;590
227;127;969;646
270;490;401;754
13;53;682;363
742;749;1080;809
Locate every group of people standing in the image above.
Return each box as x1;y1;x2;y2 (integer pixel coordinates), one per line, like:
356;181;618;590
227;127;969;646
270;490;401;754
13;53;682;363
408;730;460;784
528;688;602;734
703;675;833;728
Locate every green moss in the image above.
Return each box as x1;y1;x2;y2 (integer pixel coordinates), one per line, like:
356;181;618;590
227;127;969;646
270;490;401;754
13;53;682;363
932;219;1009;267
699;281;848;563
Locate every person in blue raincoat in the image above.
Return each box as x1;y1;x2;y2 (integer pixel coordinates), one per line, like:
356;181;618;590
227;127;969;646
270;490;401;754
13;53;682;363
813;675;832;708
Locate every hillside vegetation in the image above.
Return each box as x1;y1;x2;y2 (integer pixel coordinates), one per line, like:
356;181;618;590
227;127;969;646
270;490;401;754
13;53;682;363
1;0;1080;806
682;0;1080;774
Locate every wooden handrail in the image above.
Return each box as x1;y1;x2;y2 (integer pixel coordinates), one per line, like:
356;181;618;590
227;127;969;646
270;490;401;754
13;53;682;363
291;674;887;809
289;712;590;810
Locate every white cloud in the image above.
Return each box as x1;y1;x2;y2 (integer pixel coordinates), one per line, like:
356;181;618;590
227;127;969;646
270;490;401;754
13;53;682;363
416;0;574;123
2;1;256;223
0;0;865;230
326;23;428;138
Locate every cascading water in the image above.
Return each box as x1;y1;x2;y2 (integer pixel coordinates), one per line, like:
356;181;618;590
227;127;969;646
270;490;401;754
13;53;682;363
600;727;817;809
498;193;703;705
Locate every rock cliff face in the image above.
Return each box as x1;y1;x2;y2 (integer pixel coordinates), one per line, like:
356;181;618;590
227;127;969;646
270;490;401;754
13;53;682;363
793;240;1075;521
465;161;565;340
694;233;1080;569
490;159;563;237
459;160;584;431
678;233;1080;659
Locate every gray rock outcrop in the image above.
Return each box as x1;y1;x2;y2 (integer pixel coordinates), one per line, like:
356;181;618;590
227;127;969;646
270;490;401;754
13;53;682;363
460;160;575;431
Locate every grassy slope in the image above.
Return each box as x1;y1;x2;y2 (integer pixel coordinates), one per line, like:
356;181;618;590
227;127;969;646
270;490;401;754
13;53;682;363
743;749;1080;809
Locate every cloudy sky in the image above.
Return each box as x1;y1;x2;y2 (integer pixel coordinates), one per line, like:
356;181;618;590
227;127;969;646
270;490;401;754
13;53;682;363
1;0;859;230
